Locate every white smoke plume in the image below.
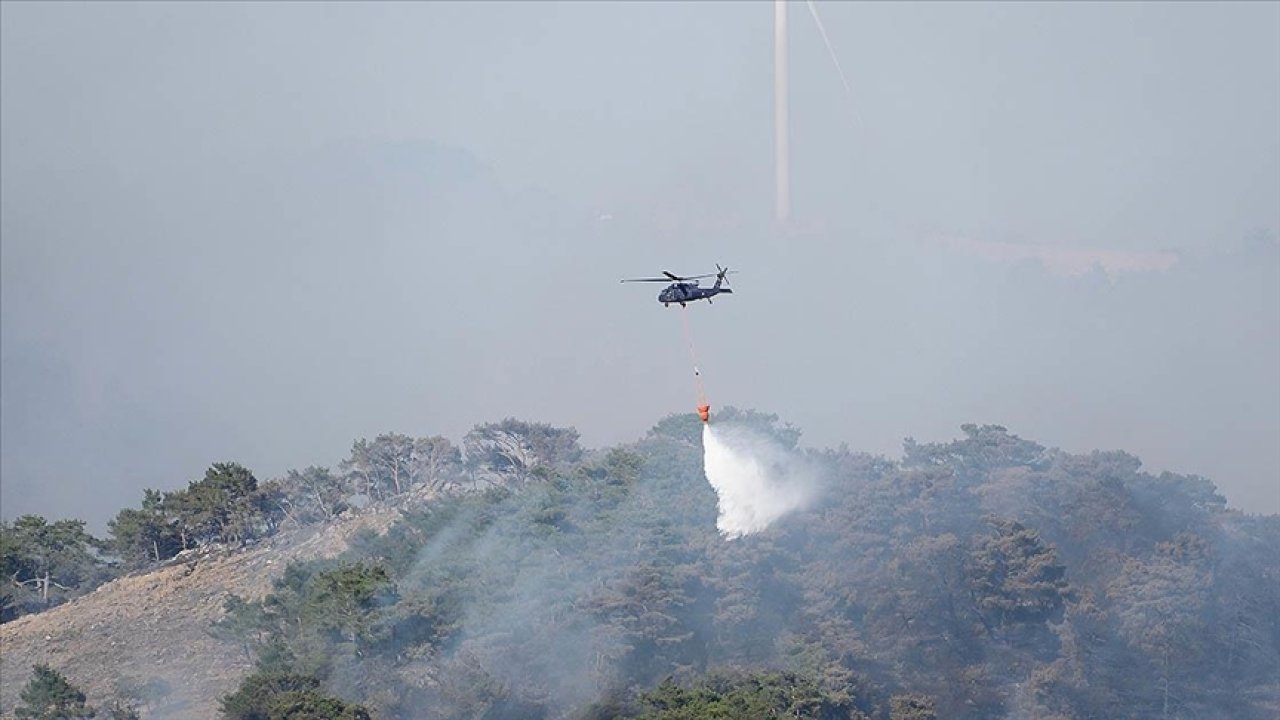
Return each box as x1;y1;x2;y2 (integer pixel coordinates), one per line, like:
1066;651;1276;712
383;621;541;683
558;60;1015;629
702;423;818;539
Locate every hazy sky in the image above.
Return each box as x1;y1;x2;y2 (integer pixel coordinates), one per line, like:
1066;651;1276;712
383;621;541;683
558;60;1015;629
3;1;1277;528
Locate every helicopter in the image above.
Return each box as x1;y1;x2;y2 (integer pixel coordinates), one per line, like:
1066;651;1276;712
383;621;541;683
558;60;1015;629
621;264;736;307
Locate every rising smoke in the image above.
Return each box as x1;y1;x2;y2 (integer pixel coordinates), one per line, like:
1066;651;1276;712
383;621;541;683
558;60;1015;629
701;423;818;539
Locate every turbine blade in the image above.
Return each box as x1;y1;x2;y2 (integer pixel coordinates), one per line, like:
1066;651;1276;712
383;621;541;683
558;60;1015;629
805;0;853;100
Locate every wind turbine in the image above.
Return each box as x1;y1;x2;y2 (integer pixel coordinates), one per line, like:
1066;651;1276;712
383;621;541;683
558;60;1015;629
775;0;853;223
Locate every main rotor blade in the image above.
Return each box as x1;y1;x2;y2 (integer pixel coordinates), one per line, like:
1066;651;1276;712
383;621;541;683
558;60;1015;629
621;270;721;283
660;271;718;281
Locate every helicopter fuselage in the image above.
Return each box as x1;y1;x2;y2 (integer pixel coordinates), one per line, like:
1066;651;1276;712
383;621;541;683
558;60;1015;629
659;281;733;306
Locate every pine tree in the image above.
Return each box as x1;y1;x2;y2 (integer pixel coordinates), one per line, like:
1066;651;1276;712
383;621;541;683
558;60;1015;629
14;664;96;719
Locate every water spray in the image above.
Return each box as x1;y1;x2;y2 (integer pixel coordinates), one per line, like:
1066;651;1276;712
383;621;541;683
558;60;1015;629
702;423;817;539
672;295;813;538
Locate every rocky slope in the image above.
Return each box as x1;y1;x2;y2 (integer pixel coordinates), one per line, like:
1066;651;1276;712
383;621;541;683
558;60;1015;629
0;505;402;718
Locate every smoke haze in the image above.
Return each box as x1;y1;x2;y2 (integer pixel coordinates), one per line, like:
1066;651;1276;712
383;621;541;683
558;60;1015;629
2;2;1277;527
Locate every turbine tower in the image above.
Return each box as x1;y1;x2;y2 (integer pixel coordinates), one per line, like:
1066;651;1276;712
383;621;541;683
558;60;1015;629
774;0;790;222
774;0;854;224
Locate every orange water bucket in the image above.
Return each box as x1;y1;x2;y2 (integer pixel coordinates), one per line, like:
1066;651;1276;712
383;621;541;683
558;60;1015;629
697;404;710;423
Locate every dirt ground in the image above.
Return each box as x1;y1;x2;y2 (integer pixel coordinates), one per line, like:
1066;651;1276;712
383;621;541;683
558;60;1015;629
0;505;401;719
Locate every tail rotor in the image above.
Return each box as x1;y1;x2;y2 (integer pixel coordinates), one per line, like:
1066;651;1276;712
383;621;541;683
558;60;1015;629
715;264;735;288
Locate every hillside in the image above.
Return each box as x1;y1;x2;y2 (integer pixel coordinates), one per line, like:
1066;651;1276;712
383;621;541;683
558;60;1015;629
3;413;1278;720
0;504;402;718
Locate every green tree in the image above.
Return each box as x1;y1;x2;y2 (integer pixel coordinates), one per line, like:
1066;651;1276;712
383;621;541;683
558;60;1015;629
967;516;1071;634
339;433;462;501
904;424;1047;486
264;692;372;720
160;488;199;551
14;664;95;719
108;490;181;567
211;594;275;661
220;671;370;720
343;433;415;500
888;695;936;720
184;462;262;545
1107;534;1214;719
413;435;464;492
277;467;349;524
645;412;705;447
464;419;582;484
1;516;106;613
587;561;709;687
300;564;397;648
591;670;866;720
